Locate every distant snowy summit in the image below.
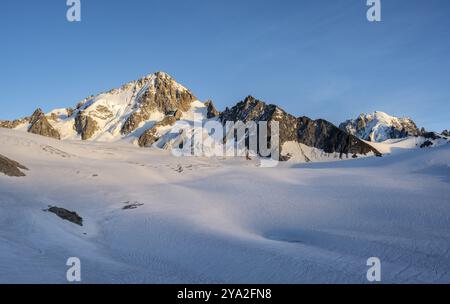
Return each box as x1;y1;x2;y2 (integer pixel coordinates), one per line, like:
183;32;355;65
339;111;424;142
339;111;449;151
1;72;447;162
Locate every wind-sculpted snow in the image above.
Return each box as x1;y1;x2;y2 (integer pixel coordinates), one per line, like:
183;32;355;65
0;128;449;283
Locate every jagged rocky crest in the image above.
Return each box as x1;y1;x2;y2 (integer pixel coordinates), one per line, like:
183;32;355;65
220;96;381;159
0;118;29;129
6;71;446;162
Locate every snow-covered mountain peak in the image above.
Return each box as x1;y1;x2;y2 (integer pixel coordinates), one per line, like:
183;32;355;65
76;71;192;109
371;111;397;122
0;71;200;142
367;111;413;126
340;111;421;142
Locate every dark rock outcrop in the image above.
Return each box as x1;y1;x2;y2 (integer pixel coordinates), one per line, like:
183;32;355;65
422;132;441;140
121;112;143;136
441;130;449;137
122;202;144;210
167;110;183;120
297;117;381;156
220;96;381;160
138;115;178;147
204;100;220;119
420;140;434;148
28;109;61;140
0;154;28;177
47;206;83;226
75;111;99;140
121;72;196;135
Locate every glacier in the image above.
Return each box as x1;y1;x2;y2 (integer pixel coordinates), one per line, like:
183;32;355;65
1;128;449;283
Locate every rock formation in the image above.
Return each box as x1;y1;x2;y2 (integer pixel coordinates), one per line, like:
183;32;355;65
204;100;220;119
74;111;99;140
47;206;83;226
27;109;61;140
138;115;178;147
0;154;28;177
220;96;381;159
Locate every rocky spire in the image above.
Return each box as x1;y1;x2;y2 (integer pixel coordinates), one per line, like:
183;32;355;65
204;100;219;119
27;108;61;140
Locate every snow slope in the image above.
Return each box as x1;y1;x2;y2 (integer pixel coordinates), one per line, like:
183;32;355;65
281;141;377;163
364;136;449;155
1;128;450;283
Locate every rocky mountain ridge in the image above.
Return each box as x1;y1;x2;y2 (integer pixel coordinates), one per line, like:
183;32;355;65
2;71;445;162
220;96;380;160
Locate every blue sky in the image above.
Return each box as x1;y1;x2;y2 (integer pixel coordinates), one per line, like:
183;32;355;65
1;0;449;131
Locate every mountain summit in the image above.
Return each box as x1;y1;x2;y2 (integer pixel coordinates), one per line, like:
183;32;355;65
1;72;198;142
339;111;422;142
